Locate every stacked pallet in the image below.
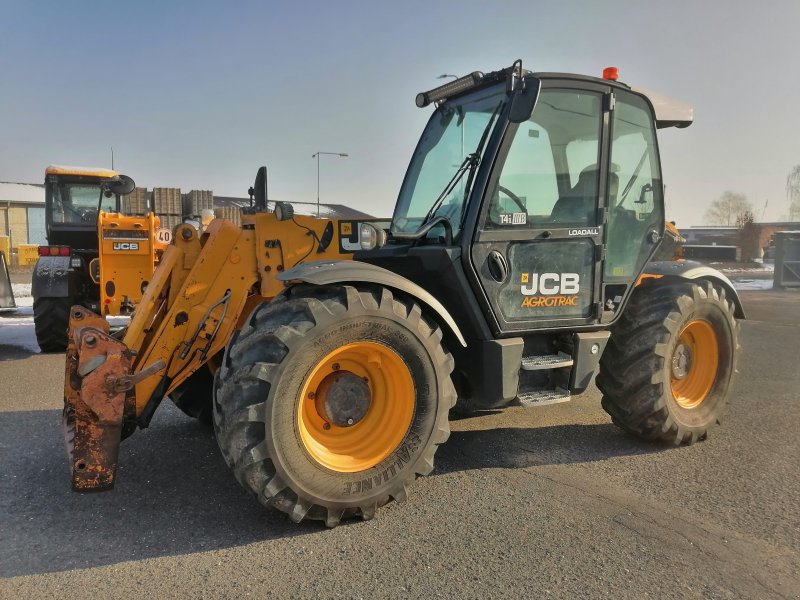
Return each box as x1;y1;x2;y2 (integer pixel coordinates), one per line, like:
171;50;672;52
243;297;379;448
159;214;183;230
183;190;213;217
152;187;181;230
122;187;149;214
214;206;242;226
152;187;181;214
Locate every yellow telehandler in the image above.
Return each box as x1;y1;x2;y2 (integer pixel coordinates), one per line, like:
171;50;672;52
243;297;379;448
63;63;743;527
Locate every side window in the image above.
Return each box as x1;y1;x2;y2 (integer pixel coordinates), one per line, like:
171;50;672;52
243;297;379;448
605;91;663;279
485;89;603;229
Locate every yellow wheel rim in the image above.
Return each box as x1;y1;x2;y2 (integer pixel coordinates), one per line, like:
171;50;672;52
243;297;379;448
297;341;415;473
670;320;719;409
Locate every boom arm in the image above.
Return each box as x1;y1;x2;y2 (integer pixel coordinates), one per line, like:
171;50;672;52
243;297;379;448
63;212;371;491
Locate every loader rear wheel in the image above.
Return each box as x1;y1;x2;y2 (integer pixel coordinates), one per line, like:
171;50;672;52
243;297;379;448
33;297;71;352
213;284;456;526
597;279;738;445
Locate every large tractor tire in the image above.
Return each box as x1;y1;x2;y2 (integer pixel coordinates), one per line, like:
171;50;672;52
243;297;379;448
33;297;71;353
213;284;456;526
597;279;738;445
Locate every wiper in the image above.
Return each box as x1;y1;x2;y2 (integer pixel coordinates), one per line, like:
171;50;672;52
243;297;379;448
421;101;504;228
457;103;502;224
421;152;479;225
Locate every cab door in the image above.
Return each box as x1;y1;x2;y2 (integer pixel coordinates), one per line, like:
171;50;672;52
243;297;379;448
468;80;611;334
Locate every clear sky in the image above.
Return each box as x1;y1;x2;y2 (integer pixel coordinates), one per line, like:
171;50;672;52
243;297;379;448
2;0;799;225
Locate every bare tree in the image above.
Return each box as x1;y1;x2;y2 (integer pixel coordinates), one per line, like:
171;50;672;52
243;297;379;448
786;165;800;221
705;191;753;226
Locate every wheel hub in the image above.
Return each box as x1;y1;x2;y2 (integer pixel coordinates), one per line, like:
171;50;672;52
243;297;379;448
671;342;692;380
316;371;371;427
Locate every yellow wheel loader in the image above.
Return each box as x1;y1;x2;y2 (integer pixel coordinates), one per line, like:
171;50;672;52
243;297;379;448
63;63;743;527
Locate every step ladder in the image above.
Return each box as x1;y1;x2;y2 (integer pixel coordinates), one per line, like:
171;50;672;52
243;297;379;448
517;352;573;407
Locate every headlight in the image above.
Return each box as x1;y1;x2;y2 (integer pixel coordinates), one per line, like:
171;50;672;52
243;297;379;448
359;223;387;251
70;257;83;269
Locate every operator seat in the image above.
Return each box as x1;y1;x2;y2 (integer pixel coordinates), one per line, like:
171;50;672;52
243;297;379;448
549;166;599;224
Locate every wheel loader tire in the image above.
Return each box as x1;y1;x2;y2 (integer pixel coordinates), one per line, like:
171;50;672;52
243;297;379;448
213;284;456;526
597;279;738;445
33;297;71;353
171;366;213;425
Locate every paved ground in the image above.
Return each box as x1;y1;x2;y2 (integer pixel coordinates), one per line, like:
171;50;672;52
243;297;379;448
1;289;798;598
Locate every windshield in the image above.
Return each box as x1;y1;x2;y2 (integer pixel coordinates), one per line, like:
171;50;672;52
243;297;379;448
392;87;507;238
49;182;117;225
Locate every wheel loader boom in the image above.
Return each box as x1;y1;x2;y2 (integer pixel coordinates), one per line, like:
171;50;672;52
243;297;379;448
64;209;380;489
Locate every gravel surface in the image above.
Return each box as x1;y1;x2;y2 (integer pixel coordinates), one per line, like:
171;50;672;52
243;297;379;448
0;289;798;598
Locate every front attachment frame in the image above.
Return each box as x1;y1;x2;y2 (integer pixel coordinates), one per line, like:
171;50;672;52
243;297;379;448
63;306;136;491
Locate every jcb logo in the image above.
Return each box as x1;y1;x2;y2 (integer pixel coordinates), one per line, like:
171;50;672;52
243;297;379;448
113;242;139;251
520;272;579;296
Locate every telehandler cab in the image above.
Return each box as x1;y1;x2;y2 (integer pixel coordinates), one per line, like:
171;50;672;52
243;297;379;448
63;62;742;527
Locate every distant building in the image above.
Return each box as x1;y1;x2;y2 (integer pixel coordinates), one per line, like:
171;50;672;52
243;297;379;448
686;221;800;259
0;182;46;248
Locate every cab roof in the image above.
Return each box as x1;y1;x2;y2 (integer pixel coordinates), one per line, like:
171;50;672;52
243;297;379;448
417;67;694;130
45;165;119;178
532;72;693;129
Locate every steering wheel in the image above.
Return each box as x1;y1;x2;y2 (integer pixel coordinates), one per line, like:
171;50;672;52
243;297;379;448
497;185;527;213
78;208;98;223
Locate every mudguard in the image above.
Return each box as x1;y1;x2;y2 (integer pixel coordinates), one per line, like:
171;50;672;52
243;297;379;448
31;255;75;299
278;260;467;347
642;260;745;318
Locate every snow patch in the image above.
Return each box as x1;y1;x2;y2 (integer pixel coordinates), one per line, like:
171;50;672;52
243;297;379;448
731;279;774;291
0;315;39;353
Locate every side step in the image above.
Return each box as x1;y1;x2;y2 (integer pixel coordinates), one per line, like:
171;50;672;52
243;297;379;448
518;388;571;407
521;353;574;371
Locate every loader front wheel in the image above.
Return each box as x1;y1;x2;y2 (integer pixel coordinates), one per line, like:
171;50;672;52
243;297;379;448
597;279;738;445
33;297;71;352
213;284;456;526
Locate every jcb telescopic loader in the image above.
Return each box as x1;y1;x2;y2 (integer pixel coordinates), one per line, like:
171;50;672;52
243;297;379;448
63;63;742;527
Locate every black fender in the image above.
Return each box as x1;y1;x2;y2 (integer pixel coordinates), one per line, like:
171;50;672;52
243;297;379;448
642;260;745;319
277;260;467;347
31;256;76;299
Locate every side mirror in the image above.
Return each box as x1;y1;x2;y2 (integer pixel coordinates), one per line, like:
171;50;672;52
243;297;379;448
508;78;540;124
107;174;136;196
253;166;268;211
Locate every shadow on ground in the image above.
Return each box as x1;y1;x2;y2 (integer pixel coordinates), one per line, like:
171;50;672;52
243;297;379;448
0;406;319;578
0;344;37;361
435;420;663;474
0;400;664;578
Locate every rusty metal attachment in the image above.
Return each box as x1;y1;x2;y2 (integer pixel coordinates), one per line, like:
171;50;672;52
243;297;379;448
63;306;138;492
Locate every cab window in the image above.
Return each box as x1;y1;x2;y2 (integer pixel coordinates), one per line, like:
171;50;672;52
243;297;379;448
604;91;663;279
485;89;603;228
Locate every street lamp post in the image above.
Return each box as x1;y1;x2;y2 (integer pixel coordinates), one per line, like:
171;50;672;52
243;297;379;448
312;151;348;217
